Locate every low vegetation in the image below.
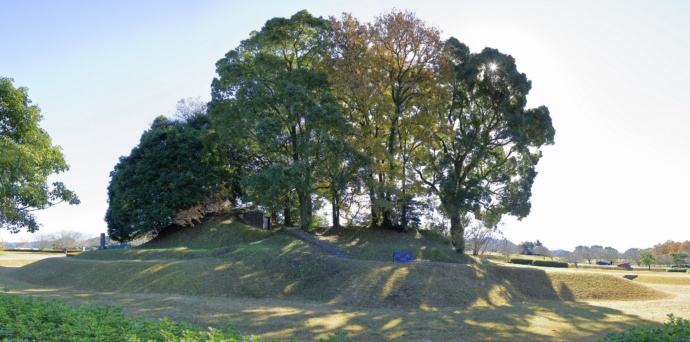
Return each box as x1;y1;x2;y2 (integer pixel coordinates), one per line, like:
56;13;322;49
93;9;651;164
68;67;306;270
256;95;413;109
666;268;687;272
600;314;690;341
0;292;351;341
2;215;688;340
8;216;670;308
532;260;569;268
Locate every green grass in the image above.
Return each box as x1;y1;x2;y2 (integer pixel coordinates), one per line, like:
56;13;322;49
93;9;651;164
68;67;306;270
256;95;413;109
2;215;686;341
0;292;352;341
311;225;473;263
8;217;669;307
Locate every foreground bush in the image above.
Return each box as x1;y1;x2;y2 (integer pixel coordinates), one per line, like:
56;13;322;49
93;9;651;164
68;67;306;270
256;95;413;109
600;314;690;341
0;293;349;341
509;258;533;265
532;260;568;268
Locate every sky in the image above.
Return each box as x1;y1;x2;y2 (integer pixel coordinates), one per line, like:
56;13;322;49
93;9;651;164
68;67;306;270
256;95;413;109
1;0;689;252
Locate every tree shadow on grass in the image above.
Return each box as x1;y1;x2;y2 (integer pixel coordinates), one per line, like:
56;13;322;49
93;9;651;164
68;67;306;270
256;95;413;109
0;261;668;342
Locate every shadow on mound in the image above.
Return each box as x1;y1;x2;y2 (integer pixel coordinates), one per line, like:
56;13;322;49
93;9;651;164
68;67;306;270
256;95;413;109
6;252;669;311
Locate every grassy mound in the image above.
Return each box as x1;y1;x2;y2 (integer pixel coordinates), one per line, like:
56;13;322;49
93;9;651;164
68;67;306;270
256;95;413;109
635;274;690;285
5;215;671;308
312;225;471;263
143;216;274;249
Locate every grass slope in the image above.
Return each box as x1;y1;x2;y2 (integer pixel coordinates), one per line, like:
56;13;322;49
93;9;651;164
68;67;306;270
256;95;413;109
7;215;670;309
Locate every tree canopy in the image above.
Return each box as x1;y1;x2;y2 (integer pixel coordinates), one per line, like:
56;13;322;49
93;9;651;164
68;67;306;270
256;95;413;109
0;77;79;233
108;10;555;252
106;103;238;242
209;10;351;230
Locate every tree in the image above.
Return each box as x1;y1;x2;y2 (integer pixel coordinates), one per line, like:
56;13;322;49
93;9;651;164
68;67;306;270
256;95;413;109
497;238;518;262
463;216;502;256
414;38;555;252
602;246;620;264
106;106;235;242
52;230;86;254
671;252;688;266
0;77;80;233
623;248;643;266
639;251;656;271
327;11;443;230
210;10;348;230
574;245;594;264
590;245;605;261
653;240;690;260
533;245;551;260
562;251;580;268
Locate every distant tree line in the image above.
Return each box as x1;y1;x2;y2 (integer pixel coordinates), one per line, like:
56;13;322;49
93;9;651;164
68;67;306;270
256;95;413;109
105;10;555;252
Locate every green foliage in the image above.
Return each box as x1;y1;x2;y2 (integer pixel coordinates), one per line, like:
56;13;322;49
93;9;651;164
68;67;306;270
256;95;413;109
510;258;533;265
318;330;351;342
106;114;237;242
600;314;690;341
415;39;554;252
639;251;656;270
210;10;352;231
0;77;79;233
0;293;261;341
309;215;329;231
424;247;451;262
532;260;568;268
666;268;687;272
670;252;688;266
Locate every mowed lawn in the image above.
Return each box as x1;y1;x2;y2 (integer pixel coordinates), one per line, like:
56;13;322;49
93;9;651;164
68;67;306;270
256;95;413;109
1;221;689;341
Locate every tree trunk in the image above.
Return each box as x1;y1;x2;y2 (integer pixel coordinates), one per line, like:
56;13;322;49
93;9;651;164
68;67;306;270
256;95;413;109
298;191;312;231
283;208;292;227
449;212;465;253
368;176;380;228
331;196;340;228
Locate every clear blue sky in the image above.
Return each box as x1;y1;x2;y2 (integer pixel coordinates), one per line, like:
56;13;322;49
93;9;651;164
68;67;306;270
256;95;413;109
1;0;689;252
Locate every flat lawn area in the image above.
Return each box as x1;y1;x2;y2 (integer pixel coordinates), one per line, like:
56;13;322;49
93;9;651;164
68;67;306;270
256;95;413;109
0;251;65;267
1;263;689;341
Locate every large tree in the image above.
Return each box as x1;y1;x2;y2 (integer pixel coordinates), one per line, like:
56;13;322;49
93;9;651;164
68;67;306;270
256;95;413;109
0;77;79;233
414;39;555;252
639;251;656;270
210;10;349;230
106;107;235;242
327;11;442;230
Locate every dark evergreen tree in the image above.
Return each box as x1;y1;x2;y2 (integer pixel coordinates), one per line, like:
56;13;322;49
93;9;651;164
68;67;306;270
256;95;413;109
105;113;238;242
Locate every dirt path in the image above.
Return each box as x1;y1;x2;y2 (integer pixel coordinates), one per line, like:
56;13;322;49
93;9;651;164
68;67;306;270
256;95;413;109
284;228;348;259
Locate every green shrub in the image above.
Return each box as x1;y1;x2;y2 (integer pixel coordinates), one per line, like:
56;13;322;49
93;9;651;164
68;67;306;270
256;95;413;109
0;293;267;341
509;258;533;265
532;260;568;268
666;268;687;272
424;247;451;262
600;314;690;341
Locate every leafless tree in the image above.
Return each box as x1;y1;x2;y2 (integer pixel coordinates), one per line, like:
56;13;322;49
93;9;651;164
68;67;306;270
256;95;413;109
574;245;594;264
603;246;620;264
464;217;503;256
34;233;54;250
623;248;643;266
497;238;519;262
589;245;606;262
52;231;86;254
562;251;580;267
173;97;206;123
533;245;552;260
